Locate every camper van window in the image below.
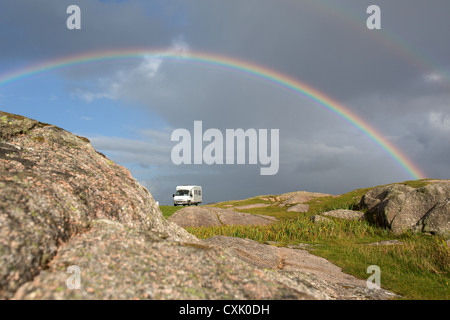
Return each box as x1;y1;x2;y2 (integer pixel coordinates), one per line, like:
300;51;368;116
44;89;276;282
175;190;189;196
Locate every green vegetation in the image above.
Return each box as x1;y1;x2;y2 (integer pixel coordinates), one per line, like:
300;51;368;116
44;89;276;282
159;205;184;219
186;216;386;243
314;237;449;300
210;195;272;209
180;179;449;299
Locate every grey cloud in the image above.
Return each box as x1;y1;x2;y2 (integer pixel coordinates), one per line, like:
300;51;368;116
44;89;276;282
89;134;172;167
2;0;449;203
295;155;341;173
0;0;182;59
181;0;450;99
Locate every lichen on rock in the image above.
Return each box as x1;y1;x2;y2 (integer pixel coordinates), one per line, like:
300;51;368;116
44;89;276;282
0;111;193;299
1;111;400;300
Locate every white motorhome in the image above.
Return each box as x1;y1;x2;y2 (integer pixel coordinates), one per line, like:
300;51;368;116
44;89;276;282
173;185;202;206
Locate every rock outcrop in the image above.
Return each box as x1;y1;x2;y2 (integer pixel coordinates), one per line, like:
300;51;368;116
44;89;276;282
278;191;332;205
12;220;306;300
321;209;365;221
215;191;332;214
360;182;450;236
168;206;277;228
307;210;365;224
286;204;310;213
204;236;397;300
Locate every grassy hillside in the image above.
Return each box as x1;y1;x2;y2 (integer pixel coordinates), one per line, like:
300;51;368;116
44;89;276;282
162;180;449;299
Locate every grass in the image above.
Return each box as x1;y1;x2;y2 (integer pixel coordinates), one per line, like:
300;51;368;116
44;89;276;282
187;222;449;299
313;237;449;300
186;215;386;243
159;205;184;219
175;179;449;299
210;195;271;208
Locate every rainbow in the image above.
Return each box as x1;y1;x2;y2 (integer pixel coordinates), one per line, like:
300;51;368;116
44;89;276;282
0;48;427;179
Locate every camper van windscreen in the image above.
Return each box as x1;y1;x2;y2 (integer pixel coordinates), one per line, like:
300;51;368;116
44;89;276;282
175;190;189;196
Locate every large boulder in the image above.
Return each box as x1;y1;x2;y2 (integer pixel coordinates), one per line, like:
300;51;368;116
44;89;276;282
360;182;450;236
0;111;193;299
360;184;415;214
422;199;450;236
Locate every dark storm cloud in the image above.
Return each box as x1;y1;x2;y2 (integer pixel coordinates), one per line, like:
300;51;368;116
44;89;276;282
1;0;449;203
0;0;182;60
181;0;450;99
2;0;448;100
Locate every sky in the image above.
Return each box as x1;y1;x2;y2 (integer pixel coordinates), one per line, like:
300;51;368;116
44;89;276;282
0;0;449;205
